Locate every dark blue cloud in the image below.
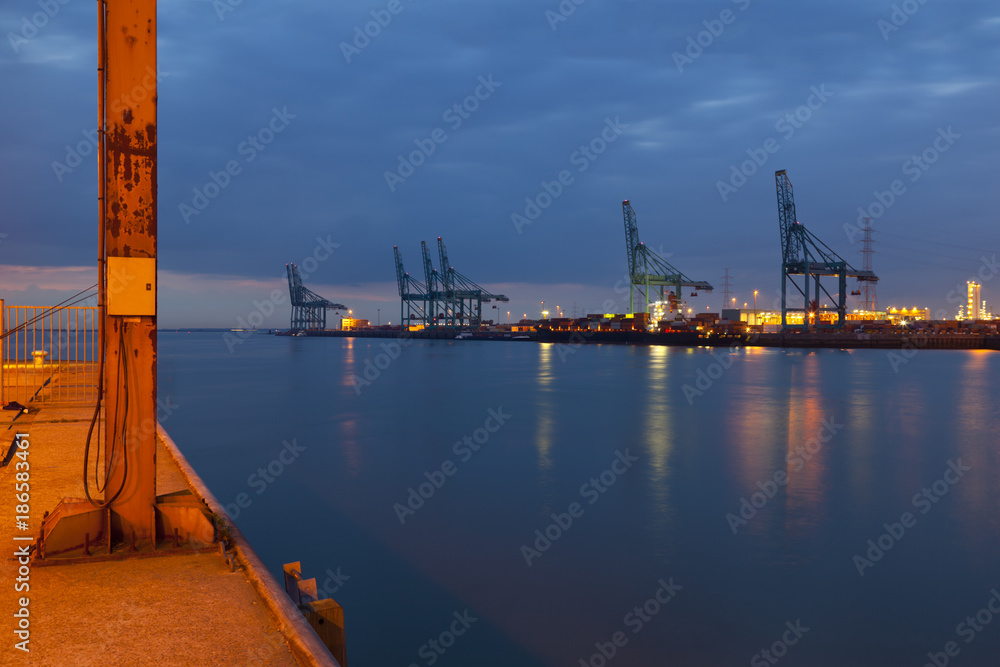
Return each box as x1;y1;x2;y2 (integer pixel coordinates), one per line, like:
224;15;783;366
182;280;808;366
2;0;998;324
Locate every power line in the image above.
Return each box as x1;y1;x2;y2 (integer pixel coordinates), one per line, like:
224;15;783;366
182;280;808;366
721;268;732;310
860;218;877;311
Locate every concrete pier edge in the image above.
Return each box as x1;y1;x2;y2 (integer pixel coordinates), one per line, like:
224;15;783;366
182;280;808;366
157;422;340;667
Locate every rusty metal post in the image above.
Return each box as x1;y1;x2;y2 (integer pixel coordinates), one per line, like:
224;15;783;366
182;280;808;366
1;298;5;405
101;0;157;546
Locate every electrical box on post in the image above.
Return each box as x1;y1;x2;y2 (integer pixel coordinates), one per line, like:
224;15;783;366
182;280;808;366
107;256;156;316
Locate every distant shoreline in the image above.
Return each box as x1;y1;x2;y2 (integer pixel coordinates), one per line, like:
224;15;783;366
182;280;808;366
159;328;1000;351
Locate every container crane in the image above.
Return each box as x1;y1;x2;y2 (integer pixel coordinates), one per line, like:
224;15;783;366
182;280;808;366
622;201;712;319
394;245;428;330
286;263;347;332
435;236;508;328
775;169;877;329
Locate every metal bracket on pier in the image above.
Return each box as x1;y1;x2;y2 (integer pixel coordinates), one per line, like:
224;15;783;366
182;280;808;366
284;561;347;666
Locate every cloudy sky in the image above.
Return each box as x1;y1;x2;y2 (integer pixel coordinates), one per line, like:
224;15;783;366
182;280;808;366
1;0;998;327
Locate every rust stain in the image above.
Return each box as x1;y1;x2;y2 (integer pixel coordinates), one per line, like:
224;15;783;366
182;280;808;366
122;150;132;185
102;58;156;250
147;123;157;238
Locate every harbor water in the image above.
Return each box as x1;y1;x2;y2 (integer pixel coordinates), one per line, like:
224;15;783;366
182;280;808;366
158;333;1000;666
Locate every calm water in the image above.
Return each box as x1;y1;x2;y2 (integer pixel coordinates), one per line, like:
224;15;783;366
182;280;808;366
158;333;1000;666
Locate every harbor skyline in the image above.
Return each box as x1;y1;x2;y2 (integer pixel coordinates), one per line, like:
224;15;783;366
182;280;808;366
5;1;999;664
2;2;999;327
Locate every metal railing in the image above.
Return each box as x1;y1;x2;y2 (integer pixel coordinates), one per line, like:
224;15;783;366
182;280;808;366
1;302;99;405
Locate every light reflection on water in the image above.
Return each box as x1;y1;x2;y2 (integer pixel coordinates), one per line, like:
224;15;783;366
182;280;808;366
534;343;554;471
782;350;827;541
953;350;999;561
642;345;673;534
159;335;1000;667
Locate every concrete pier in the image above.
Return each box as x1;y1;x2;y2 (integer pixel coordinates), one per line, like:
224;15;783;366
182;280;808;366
1;404;338;665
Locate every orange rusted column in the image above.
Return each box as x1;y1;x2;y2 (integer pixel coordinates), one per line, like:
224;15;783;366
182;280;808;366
102;0;157;546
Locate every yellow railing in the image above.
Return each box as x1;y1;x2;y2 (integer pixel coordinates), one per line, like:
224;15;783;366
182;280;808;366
1;303;99;405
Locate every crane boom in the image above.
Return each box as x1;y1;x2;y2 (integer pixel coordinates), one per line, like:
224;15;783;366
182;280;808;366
775;170;803;264
621;200;712;317
437;237;451;291
393;246;428;329
774;169;876;330
421;241;437;294
393;245;406;297
623;201;641;283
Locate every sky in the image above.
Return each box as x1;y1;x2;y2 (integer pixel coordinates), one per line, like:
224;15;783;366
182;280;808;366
1;0;998;327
